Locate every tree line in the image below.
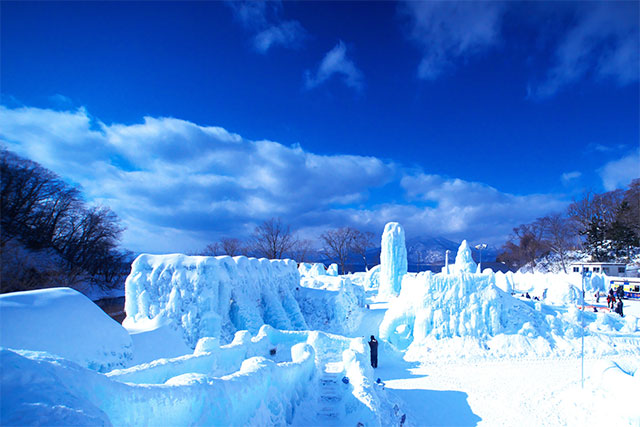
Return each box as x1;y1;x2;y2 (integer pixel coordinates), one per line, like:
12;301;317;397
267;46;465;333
199;218;376;274
1;149;130;293
498;179;640;271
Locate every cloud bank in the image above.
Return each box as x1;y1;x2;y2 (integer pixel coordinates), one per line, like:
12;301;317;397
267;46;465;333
1;104;573;253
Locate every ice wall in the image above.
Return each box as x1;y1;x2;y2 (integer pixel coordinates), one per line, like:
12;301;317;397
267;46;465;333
379;222;407;298
379;269;640;360
124;254;307;347
296;275;365;335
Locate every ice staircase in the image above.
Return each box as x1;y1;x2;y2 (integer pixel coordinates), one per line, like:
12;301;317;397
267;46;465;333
316;361;345;423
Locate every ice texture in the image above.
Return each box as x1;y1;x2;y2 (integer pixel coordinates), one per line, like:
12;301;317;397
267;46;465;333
379;269;639;360
0;287;132;372
1;325;396;426
124;254;307;347
443;239;477;274
298;262;327;277
327;263;339;276
379;222;407;297
296;275;365;335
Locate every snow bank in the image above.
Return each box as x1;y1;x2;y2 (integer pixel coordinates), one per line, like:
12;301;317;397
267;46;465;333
1;324;398;426
1;339;315;426
379;222;407;298
0;287;132;372
379;270;640;360
124;254;307;347
122;316;192;366
559;359;640;426
296;275;365;335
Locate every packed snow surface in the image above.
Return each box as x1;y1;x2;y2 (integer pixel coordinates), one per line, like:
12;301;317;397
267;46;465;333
124;254;307;347
379;222;407;298
0;287;132;372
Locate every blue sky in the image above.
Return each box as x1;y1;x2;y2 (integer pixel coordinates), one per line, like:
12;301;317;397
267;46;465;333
1;1;638;253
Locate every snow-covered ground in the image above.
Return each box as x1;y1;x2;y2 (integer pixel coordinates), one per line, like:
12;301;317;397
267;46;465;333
2;241;639;426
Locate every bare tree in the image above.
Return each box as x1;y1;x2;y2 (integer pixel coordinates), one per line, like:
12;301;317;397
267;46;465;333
351;230;375;271
291;239;315;263
320;227;356;274
200;242;222;256
251;218;296;259
498;220;549;270
220;237;244;256
540;213;579;273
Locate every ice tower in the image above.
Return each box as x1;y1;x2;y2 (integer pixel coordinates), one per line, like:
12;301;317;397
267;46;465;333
379;222;407;297
453;240;477;274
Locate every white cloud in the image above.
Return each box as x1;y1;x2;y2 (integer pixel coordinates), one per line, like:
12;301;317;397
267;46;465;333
305;41;364;91
599;149;640;191
531;2;639;98
0;104;572;252
400;0;505;79
227;0;306;53
561;171;582;184
254;21;306;54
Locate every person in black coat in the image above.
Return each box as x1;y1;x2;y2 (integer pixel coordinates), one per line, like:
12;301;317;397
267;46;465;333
615;299;624;317
368;335;378;368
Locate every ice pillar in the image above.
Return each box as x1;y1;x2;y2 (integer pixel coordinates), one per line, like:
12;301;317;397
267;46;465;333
379;222;407;297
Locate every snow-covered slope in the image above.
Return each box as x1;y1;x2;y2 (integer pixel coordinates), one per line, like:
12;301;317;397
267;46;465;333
0;287;132;372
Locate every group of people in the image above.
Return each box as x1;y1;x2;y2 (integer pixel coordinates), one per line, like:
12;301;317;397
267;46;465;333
604;287;625;317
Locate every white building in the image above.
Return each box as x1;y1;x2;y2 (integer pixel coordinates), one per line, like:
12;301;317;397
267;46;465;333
569;262;626;276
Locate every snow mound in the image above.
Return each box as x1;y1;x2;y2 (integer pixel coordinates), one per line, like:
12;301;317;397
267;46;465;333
0;287;132;372
296;275;365;335
379;222;407;298
124;254;307;347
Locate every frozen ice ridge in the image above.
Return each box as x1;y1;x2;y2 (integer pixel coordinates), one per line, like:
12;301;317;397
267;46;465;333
124;254;307;347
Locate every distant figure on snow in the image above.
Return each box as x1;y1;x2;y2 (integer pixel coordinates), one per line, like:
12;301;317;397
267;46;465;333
615;299;624;317
595;290;600;303
525;292;531;299
368;335;378;368
616;285;625;300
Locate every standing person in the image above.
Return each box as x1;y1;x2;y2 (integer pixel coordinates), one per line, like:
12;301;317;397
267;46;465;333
608;288;615;309
368;335;378;368
617;285;625;300
615;298;624;317
595;290;600;303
